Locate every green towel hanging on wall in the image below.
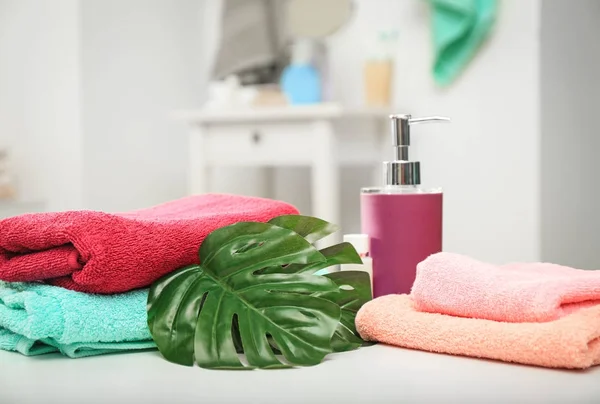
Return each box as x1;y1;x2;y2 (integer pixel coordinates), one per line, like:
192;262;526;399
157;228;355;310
429;0;498;86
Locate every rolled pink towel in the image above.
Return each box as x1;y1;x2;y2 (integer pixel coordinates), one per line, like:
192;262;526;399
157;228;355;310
410;252;600;322
356;294;600;369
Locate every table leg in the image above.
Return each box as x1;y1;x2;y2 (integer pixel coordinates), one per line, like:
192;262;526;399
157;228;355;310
311;120;340;251
188;124;208;195
258;166;274;199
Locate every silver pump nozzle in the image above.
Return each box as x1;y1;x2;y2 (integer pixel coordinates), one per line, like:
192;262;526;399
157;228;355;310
384;114;451;186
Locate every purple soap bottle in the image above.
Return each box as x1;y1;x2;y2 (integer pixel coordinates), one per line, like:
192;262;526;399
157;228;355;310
361;114;450;298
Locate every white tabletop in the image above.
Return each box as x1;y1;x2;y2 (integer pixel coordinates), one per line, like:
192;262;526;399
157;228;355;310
171;103;390;124
1;344;598;404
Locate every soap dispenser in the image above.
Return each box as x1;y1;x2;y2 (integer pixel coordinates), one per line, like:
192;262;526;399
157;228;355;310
361;114;450;298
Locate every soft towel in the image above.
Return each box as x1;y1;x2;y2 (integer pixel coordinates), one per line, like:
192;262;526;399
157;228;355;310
356;294;600;369
411;252;600;323
212;0;288;84
0;194;298;294
428;0;498;86
0;281;154;358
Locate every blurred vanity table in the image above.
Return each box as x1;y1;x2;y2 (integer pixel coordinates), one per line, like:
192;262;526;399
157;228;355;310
173;103;390;239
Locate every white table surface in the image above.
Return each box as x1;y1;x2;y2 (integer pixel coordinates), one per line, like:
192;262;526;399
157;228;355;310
1;344;598;404
171;103;390;124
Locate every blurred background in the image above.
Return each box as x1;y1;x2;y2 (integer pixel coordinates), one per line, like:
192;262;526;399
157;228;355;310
0;0;598;268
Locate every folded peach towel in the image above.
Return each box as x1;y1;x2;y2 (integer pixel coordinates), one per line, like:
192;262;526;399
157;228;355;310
356;294;600;369
411;252;600;323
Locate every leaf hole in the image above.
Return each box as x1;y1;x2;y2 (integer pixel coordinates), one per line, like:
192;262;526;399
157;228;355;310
238;354;251;367
197;292;209;316
231;314;244;354
299;309;317;319
266;333;282;356
253;266;270;275
234;241;265;255
264;290;294;296
339;285;355;291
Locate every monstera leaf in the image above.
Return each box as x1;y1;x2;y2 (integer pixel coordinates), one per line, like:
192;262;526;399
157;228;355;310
266;215;362;275
268;215;337;244
320;271;373;352
259;269;372;357
147;215;372;370
148;221;342;369
267;215;371;351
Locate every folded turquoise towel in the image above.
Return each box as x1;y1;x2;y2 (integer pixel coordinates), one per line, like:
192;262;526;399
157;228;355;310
429;0;498;86
0;282;155;358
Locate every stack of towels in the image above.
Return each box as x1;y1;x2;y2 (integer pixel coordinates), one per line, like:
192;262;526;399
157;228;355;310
0;194;298;358
356;252;600;369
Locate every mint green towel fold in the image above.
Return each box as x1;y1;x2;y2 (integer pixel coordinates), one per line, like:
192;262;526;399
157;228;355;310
0;282;155;358
429;0;498;86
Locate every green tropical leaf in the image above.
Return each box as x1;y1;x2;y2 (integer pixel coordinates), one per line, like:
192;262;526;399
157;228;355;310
147;221;342;369
265;215;369;350
318;271;373;352
256;242;362;276
261;215;361;276
268;215;338;244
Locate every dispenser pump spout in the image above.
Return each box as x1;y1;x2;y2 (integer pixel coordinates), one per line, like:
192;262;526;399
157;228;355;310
389;114;451;161
384;114;451;186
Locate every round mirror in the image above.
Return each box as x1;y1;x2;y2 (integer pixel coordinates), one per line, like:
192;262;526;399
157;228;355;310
286;0;354;39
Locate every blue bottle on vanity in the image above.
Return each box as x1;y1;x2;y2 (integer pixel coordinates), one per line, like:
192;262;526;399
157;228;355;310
280;39;321;104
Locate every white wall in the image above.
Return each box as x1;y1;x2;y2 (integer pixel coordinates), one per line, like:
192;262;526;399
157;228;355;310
541;0;600;269
81;0;205;211
0;0;84;211
80;0;278;212
0;0;206;213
